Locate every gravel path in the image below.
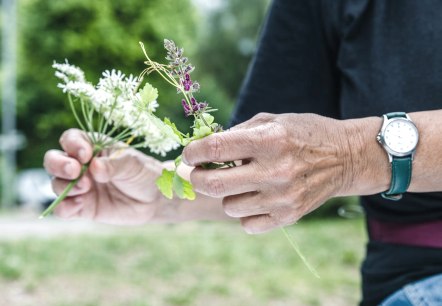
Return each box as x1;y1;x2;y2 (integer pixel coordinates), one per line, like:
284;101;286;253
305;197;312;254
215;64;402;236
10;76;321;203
0;210;114;240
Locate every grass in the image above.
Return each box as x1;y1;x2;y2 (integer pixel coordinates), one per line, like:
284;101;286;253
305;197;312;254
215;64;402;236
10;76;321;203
0;217;366;306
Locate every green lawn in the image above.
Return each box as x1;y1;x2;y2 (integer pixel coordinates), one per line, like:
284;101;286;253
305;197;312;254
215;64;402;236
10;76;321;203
0;218;366;306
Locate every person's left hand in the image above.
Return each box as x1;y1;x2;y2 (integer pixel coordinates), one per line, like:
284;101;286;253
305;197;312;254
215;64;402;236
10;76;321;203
182;113;361;234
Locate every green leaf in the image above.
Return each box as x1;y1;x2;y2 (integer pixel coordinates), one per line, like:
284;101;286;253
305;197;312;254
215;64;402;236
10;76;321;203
193;125;212;139
201;113;214;125
155;169;175;199
164;117;187;145
140;82;159;105
173;173;196;200
146;114;181;143
193;113;215;130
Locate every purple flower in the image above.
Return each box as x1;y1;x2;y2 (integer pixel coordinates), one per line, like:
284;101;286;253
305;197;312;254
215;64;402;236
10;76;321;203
182;99;191;116
181;97;207;117
190;97;199;112
182;73;193;92
184;65;194;74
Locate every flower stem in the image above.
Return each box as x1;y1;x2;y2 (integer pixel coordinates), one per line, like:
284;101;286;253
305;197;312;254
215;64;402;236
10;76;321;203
280;227;320;278
39;163;90;219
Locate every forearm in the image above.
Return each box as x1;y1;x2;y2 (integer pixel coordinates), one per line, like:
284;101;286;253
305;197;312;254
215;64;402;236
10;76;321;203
152;161;232;223
343;109;442;196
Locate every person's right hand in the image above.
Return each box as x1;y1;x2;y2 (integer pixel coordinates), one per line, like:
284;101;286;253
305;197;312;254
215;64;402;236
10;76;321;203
43;129;165;225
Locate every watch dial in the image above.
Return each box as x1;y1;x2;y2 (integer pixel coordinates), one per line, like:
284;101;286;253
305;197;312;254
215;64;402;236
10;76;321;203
384;119;419;154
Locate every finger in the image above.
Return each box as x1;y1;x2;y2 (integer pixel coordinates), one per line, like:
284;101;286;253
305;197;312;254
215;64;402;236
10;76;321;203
229;112;274;132
182;130;260;166
241;207;298;234
44;150;82;180
59;128;93;164
240;214;277;234
222;192;269;218
51;176;91;196
190;164;260;198
53;196;84;219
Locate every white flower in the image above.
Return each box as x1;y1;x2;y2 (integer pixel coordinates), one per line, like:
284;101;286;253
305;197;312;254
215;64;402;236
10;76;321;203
132;112;180;156
97;69;139;99
58;81;96;99
147;100;159;112
53;60;86;84
53;61;179;155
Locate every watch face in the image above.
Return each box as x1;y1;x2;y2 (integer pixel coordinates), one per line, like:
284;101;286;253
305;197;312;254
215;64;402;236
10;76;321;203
383;118;419;155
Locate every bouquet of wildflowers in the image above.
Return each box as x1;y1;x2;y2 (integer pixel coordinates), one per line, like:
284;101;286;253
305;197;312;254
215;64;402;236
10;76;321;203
41;39;230;218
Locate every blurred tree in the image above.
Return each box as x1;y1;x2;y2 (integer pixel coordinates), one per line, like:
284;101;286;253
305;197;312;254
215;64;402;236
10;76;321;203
195;0;271;104
16;0;200;166
15;0;271;168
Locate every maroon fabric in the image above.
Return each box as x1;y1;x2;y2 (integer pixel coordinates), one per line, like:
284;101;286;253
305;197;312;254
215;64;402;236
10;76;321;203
369;218;442;248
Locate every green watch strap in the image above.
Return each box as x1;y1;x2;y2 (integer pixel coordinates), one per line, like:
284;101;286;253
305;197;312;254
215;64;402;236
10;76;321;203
381;112;414;201
386;112;407;119
381;156;412;201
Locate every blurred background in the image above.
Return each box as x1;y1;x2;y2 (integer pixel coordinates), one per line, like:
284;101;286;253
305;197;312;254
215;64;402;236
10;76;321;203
0;0;365;305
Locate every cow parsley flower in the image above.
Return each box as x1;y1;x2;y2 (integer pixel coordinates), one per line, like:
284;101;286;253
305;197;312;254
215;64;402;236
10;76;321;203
53;60;86;84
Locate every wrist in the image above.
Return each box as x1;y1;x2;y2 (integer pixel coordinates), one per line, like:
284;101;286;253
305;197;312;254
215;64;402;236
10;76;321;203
339;116;390;196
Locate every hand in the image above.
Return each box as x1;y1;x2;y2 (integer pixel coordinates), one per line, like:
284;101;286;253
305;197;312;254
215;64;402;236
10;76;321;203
43;129;165;225
182;113;356;234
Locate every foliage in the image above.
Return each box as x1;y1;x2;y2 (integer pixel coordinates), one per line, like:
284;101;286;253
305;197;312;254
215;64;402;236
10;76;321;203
156;169;196;200
16;0;198;167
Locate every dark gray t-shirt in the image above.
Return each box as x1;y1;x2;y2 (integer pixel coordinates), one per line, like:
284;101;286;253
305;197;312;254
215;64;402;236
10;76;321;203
231;0;442;305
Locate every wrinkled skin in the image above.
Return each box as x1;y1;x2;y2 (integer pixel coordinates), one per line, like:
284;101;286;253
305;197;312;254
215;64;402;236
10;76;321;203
183;112;355;234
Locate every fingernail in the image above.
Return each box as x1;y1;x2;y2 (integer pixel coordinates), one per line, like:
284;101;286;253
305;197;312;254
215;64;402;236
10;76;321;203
79;149;87;163
64;162;73;175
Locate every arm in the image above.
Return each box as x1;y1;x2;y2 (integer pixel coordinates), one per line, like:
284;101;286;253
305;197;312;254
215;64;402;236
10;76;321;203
181;110;442;234
345;109;442;194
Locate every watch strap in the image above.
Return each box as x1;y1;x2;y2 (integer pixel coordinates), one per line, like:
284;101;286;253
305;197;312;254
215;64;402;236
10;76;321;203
386;112;407;119
381;155;412;201
381;112;414;201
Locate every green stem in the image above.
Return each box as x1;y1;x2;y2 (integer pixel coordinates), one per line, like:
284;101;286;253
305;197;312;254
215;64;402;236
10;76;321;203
280;227;320;278
39;163;90;219
80;98;95;137
68;95;87;132
99;98;118;137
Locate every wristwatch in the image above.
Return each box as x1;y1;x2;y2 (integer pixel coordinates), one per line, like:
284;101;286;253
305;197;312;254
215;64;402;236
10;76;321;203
376;112;419;201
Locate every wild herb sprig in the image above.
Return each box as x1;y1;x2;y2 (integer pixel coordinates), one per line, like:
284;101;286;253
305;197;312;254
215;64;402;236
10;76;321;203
139;39;235;200
140;40;319;278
